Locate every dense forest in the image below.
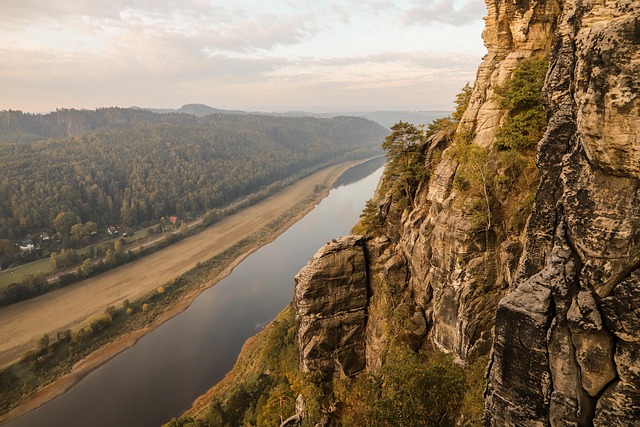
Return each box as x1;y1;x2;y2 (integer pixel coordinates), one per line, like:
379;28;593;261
0;109;386;246
0;108;194;143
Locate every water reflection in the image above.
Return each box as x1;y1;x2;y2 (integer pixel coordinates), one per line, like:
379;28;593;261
332;156;385;188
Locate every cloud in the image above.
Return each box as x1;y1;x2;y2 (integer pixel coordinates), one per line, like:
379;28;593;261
2;1;324;54
305;51;480;69
2;0;123;21
402;0;486;26
0;0;486;112
1;2;317;79
113;5;322;54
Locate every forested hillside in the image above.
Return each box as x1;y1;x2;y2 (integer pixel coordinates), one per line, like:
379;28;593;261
0;108;195;143
0;110;386;241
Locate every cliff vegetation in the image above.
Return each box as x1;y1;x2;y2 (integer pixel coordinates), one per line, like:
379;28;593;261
167;304;486;427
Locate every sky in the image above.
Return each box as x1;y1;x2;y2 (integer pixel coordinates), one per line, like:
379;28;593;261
1;0;487;113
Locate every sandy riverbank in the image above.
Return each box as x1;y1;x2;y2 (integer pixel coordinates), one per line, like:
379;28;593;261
0;159;372;424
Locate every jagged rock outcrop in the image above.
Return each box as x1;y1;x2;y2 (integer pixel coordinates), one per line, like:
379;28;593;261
383;0;563;363
485;0;640;425
291;0;639;425
294;235;369;378
292;0;561;381
463;0;560;149
292;0;567;380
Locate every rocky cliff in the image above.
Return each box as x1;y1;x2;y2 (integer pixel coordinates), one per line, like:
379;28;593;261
485;0;640;425
295;236;369;378
292;0;639;425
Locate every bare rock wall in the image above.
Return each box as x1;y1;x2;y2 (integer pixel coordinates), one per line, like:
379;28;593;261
485;1;640;425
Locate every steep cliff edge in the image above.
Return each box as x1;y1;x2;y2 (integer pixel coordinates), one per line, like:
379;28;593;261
485;1;640;425
295;236;369;378
295;0;559;377
293;0;639;425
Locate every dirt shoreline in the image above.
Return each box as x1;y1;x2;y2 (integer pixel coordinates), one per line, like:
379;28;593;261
1;158;375;425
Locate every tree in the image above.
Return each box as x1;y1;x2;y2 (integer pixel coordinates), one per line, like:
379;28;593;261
453;143;495;246
353;198;384;236
382;122;426;209
70;223;87;242
84;221;97;235
71;221;97;243
36;333;50;351
52;211;79;236
496;59;547;113
344;348;466;426
494;59;548;151
452;82;473;122
0;239;14;259
79;258;94;276
382;121;423;166
54;248;80;269
105;248;115;265
50;252;58;271
256;383;296;426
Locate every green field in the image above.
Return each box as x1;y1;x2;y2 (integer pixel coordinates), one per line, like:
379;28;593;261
0;259;52;289
0;225;163;290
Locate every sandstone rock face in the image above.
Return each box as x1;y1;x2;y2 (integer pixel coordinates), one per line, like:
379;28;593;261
574;1;640;179
462;0;560;149
294;236;369;378
485;0;640;425
595;272;640;425
293;0;564;381
291;0;639;425
380;0;561;364
363;236;406;370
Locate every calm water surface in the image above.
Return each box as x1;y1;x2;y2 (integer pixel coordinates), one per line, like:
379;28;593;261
6;158;385;427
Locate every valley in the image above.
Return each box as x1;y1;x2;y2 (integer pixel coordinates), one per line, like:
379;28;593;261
2;158;385;427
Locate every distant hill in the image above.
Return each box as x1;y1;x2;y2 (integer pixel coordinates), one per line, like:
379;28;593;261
137;104;451;128
176;104;246;117
133;104;246;117
261;110;451;128
358;111;451;128
0;108;199;143
0;105;449;143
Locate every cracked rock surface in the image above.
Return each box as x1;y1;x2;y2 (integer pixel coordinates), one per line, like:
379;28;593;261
485;1;640;425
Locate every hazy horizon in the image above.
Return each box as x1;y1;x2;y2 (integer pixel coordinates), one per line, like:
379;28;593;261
2;0;487;114
8;104;453;115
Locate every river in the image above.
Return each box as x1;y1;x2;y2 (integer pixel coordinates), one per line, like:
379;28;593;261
6;157;385;427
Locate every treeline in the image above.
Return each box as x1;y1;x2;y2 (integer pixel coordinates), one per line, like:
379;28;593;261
0;111;386;239
0;107;195;143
